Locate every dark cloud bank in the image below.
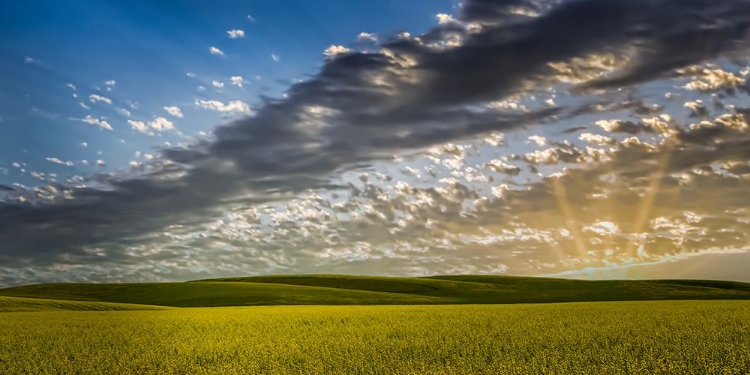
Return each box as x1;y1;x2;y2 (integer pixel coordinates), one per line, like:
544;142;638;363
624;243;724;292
3;0;750;284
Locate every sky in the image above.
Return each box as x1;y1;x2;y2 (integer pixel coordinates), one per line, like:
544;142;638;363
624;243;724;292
2;0;750;286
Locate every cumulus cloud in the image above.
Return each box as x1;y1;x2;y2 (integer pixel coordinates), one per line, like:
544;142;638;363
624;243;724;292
211;80;224;89
150;117;174;131
324;45;350;58
89;94;112;105
230;76;245;88
3;0;750;284
128;120;148;133
227;29;245;39
209;46;225;56
194;99;252;114
357;32;377;42
75;115;113;131
164;106;184;118
128;118;175;134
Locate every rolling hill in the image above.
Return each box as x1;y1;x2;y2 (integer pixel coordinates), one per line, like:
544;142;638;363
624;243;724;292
1;275;750;309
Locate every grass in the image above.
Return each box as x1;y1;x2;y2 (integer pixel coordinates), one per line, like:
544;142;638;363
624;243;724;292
0;281;450;307
0;301;748;374
2;275;749;307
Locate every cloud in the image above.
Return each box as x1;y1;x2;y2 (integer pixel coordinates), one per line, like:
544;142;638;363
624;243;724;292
211;80;224;89
150;117;174;131
66;83;76;90
227;30;245;39
164;106;184;118
104;80;116;87
271;53;279;62
247;15;256;22
75;115;113;131
24;57;43;65
230;76;245;88
436;13;458;24
128;118;175;134
4;0;750;284
324;45;351;58
116;108;131;117
128;120;148;133
89;94;112;105
209;46;225;56
194;99;252;114
45;157;74;167
357;32;377;42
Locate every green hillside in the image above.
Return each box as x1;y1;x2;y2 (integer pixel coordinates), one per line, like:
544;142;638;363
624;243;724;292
197;274;750;303
0;296;169;312
2;275;750;308
0;281;451;307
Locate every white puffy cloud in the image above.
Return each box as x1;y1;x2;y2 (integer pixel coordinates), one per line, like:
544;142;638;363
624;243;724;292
116;108;131;117
149;117;174;131
682;67;745;92
77;115;113;131
81;142;88;148
128;117;174;134
357;32;377;42
194;99;252;114
227;29;245;39
230;76;245;88
104;80;116;87
324;45;350;57
66;83;76;90
164;106;183;118
209;46;225;56
128;120;148;133
526;135;548;146
436;13;457;24
211;80;224;89
89;94;112;105
96;160;106;167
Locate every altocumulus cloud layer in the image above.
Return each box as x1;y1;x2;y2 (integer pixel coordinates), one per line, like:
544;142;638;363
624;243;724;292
3;0;750;285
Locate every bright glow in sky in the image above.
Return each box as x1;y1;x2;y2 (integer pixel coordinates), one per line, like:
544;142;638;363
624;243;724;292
2;0;750;286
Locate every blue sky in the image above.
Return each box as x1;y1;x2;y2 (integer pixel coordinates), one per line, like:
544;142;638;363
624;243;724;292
0;0;454;187
2;0;750;285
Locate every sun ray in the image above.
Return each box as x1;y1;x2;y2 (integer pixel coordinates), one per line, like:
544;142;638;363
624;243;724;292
625;141;675;259
551;176;589;259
